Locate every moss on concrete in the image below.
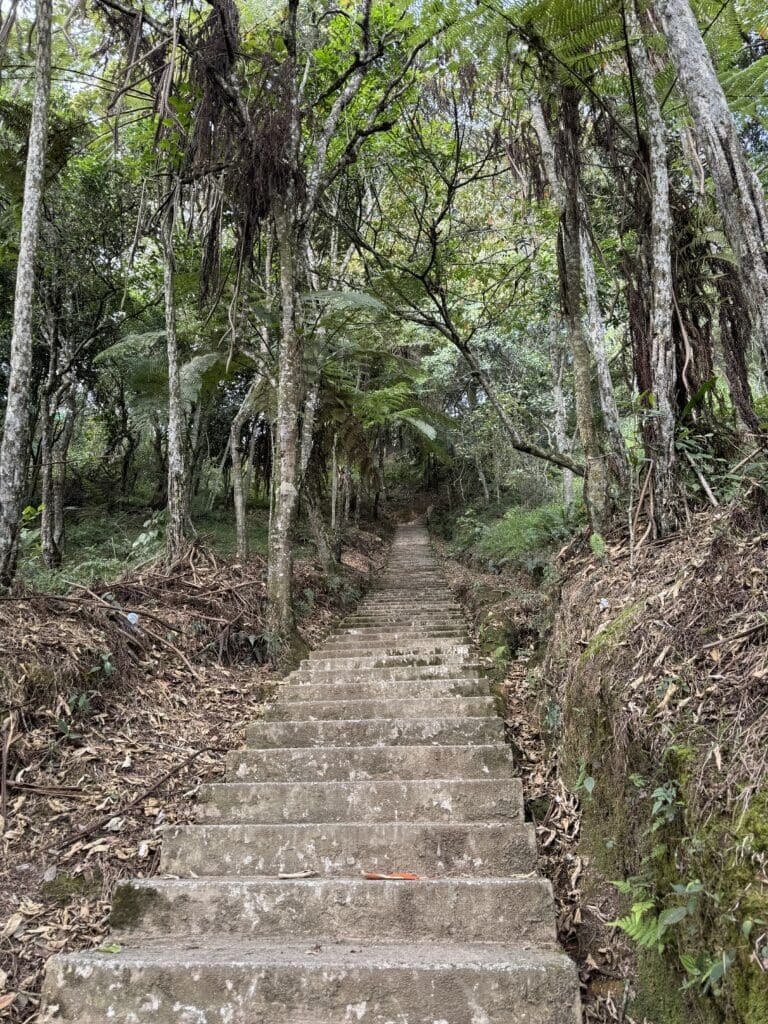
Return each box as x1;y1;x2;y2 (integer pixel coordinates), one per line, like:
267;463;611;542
109;882;161;931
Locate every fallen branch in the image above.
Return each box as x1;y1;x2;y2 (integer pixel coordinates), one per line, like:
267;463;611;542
682;450;719;508
54;744;224;853
702;617;768;651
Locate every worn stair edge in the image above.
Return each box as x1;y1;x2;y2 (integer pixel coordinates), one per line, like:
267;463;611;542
161;820;535;877
243;716;505;749
274;677;491;701
195;777;523;824
263;695;497;721
226;743;513;782
110;877;556;944
42;940;582;1024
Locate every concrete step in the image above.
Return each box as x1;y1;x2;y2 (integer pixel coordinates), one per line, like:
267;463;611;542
346;611;464;620
288;663;483;683
43;940;582;1024
243;716;504;749
161;821;536;877
311;640;471;658
341;618;465;625
194;777;524;823
264;696;497;721
275;677;491;701
359;600;457;607
301;652;473;671
110;877;555;944
331;627;468;641
227;743;513;782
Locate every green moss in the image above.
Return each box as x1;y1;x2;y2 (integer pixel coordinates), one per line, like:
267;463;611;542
632;949;722;1024
731;967;768;1024
42;871;102;906
579;601;645;664
109;882;161;931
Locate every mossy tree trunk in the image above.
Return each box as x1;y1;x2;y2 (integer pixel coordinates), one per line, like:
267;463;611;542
161;194;195;563
628;1;679;535
0;0;52;586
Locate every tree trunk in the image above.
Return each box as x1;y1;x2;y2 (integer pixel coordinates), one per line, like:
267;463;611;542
52;388;75;554
40;388;57;567
629;1;679;534
531;94;625;506
559;90;610;531
549;318;574;515
161;197;195;562
305;483;334;570
474;452;490;506
655;0;768;364
244;416;259;499
266;198;303;636
230;380;259;561
0;0;52;586
330;432;338;532
40;383;75;568
579;220;629;489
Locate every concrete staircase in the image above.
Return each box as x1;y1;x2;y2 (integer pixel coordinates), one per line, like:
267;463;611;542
42;523;581;1023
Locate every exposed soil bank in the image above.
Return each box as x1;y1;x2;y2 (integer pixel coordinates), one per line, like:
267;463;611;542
544;504;767;1024
435;501;768;1023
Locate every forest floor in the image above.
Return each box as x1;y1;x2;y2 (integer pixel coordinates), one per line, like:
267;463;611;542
0;519;390;1022
15;506;274;594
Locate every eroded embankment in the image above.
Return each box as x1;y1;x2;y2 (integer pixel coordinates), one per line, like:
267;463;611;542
543;504;768;1024
437;501;768;1024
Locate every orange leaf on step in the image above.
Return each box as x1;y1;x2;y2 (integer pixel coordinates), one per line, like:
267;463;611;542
362;871;422;880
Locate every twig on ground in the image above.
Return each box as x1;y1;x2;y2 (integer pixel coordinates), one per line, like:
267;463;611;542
54;744;224;853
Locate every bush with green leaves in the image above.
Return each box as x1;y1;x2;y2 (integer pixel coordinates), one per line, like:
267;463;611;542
476;504;576;568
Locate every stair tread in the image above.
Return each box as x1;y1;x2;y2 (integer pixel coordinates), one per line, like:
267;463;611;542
49;937;574;969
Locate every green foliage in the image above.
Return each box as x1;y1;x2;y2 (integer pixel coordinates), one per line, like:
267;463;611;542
589;532;607;562
610;878;703;955
476;504;574;565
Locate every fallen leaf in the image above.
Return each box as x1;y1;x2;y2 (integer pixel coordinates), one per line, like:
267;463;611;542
362;871;422;880
1;913;24;939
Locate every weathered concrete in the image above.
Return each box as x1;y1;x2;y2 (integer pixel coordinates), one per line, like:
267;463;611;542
243;715;504;748
287;663;484;682
276;676;492;701
43;941;582;1024
264;695;497;720
161;820;537;877
41;522;581;1023
194;777;524;823
227;742;514;781
111;876;556;943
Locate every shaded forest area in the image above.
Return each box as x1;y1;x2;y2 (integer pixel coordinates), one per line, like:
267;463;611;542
1;0;767;1021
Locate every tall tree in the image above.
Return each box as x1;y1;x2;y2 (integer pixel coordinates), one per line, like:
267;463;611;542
161;191;195;561
655;0;768;369
0;0;52;585
627;0;678;533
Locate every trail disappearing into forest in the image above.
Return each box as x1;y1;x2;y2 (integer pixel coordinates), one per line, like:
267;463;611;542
41;523;579;1023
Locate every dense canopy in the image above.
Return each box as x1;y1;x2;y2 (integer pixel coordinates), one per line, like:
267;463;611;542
2;0;767;626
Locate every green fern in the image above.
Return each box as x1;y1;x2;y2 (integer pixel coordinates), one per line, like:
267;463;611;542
610;900;665;950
